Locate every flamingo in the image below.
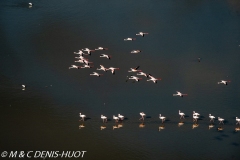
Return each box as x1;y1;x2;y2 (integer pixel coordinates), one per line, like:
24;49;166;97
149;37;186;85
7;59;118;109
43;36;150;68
101;115;107;123
100;54;111;59
139;112;146;120
128;66;141;72
81;64;93;68
113;115;119;122
29;3;33;6
90;72;103;77
179;110;185;119
159;114;166;123
118;114;124;120
173;91;187;97
124;38;136;41
74;59;85;63
74;50;84;56
75;55;87;60
108;67;120;75
97;65;108;72
22;85;26;88
95;47;108;50
69;65;80;69
82;48;95;55
209;114;215;122
236;117;240;125
218;117;224;124
136;32;148;37
147;74;161;83
218;80;230;85
126;75;142;82
137;72;149;77
131;50;141;54
79;113;86;121
193;111;200;116
193;115;199;122
83;59;93;65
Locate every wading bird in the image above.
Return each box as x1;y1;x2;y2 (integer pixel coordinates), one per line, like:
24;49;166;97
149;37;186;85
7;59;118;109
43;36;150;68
108;67;120;75
236;117;240;125
131;50;141;53
159;114;166;123
100;54;111;59
193;115;199;122
193;111;200;116
95;47;108;50
173;91;187;97
126;75;142;82
128;66;141;72
218;117;224;124
82;48;95;55
79;113;86;121
69;65;80;69
90;72;103;77
209;114;215;122
113;115;119;122
179;110;185;119
124;38;136;41
218;80;230;85
118;114;124;120
137;72;149;77
136;32;148;37
97;65;108;72
139;112;146;120
101;115;107;123
147;75;161;83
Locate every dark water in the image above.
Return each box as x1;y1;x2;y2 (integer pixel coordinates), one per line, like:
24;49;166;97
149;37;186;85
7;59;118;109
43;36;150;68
1;0;240;159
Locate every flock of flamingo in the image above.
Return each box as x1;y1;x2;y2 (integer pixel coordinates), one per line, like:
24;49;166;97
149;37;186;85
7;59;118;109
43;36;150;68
78;111;240;131
67;31;236;131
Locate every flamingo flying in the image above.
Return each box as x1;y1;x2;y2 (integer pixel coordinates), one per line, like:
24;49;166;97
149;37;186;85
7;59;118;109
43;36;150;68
69;65;80;69
136;32;148;37
131;50;141;54
173;91;187;97
124;38;136;41
97;65;108;72
147;74;161;83
128;66;141;72
90;72;103;77
218;80;230;85
108;67;120;75
100;54;111;59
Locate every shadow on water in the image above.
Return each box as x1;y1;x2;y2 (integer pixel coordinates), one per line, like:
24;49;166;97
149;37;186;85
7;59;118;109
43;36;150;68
231;142;239;147
221;134;229;138
214;136;223;141
5;2;40;9
85;117;91;121
123;117;128;120
146;116;151;119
